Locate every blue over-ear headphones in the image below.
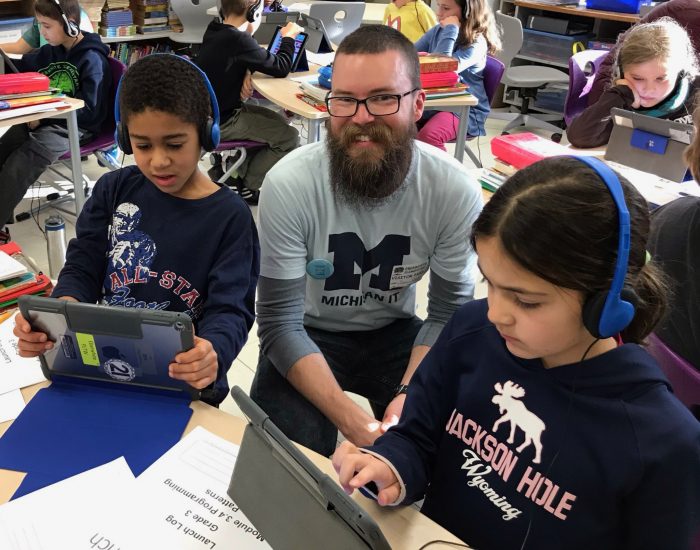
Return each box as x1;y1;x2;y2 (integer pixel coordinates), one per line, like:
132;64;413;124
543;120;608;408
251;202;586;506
573;156;638;339
114;54;221;154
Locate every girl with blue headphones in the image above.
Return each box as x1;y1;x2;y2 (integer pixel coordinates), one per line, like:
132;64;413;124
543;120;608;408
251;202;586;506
333;156;700;549
413;0;501;150
15;54;260;408
568;17;700;149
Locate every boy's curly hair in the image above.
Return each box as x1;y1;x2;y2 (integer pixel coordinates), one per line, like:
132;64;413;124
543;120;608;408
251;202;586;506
118;54;212;134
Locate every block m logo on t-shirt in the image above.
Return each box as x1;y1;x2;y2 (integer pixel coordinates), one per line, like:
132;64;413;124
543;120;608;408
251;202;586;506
325;233;411;291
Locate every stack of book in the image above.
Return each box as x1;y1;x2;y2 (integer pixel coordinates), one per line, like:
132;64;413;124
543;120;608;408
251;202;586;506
478;132;571;193
0;74;66;122
295;76;329;111
0;243;51;313
418;54;469;99
98;0;136;38
131;0;171;34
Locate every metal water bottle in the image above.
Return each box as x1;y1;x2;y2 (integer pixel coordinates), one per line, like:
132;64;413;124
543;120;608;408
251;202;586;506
45;214;67;279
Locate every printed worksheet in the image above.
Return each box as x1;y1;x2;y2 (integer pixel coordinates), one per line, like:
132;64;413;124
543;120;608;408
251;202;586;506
0;458;151;550
0;315;44;395
135;426;271;549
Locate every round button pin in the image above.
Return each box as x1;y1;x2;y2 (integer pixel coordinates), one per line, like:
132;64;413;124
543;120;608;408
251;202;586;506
306;259;334;279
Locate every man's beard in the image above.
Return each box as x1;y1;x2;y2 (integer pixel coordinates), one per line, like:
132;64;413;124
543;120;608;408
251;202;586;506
326;120;416;209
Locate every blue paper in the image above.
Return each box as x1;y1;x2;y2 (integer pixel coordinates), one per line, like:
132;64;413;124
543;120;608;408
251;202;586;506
0;379;192;498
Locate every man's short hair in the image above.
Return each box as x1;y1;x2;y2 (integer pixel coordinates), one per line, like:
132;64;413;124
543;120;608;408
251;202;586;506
335;25;421;90
35;0;80;27
219;0;249;19
119;55;211;134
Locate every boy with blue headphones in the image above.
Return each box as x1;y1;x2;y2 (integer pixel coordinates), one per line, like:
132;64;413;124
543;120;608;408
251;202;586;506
333;156;700;549
196;0;301;205
14;55;260;408
0;0;111;237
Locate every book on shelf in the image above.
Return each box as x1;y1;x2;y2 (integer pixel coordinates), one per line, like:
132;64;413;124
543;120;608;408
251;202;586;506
417;53;458;74
134;16;169;25
490;132;570;170
137;24;171;33
99;24;137;37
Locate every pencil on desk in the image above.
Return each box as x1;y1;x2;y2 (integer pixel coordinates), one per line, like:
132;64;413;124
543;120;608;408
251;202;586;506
0;309;16;324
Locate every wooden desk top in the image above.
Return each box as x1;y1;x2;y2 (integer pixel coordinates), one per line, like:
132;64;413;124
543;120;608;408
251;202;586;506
253;64;478;120
0;97;84;129
514;0;640;23
0;382;469;549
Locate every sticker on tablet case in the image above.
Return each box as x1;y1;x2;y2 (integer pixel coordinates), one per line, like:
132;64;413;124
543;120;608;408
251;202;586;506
75;332;99;366
103;358;136;382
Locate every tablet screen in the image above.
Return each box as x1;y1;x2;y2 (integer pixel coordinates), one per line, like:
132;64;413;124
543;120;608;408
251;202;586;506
267;26;308;70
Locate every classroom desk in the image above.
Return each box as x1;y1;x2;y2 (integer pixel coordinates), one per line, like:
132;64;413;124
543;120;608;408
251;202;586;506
0;381;469;549
252;64;479;163
513;0;640;23
0;97;86;215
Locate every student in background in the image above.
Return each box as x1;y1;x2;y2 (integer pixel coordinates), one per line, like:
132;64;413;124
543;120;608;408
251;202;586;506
0;0;111;240
647;106;700;371
384;0;437;43
586;0;700;107
196;0;301;205
0;6;93;55
568;17;699;149
14;55;260;408
413;0;500;151
333;156;700;549
263;0;287;13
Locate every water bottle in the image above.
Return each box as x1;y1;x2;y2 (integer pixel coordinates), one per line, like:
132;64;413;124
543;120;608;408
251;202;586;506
45;214;67;279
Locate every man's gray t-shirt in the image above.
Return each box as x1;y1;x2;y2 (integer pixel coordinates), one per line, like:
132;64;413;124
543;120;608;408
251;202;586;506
258;140;483;333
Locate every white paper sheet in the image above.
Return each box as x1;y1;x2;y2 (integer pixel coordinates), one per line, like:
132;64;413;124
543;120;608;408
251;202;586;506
135;426;271;549
306;51;335;66
0;316;45;395
0;389;24;423
0;458;145;550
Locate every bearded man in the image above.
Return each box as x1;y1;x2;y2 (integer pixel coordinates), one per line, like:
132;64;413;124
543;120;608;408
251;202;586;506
250;24;483;457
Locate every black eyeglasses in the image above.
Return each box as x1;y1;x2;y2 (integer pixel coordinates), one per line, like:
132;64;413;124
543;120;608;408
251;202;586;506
325;88;420;117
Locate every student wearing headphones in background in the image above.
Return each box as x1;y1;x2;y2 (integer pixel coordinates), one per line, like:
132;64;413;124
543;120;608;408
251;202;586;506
413;0;500;151
383;0;437;42
568;17;699;149
333;156;700;549
0;0;111;244
0;3;93;55
196;0;301;205
13;55;260;408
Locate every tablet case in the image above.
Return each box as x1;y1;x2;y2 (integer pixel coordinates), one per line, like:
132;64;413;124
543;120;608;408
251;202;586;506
605;107;694;182
254;11;300;44
228;387;391;550
0;296;196;498
299;14;333;54
267;26;310;72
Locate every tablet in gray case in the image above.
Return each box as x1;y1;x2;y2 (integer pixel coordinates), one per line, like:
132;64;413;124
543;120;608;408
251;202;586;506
18;295;198;399
605;107;695;182
228;386;391;550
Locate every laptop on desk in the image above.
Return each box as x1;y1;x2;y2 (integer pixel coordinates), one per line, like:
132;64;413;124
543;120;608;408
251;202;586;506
605;107;694;182
228;386;392;550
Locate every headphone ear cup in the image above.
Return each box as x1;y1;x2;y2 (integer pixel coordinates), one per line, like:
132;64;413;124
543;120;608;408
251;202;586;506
200;118;220;151
246;0;262;23
582;291;607;339
67;19;79;37
116;122;132;155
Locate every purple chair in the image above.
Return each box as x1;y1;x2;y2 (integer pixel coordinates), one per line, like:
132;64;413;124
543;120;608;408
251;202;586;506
564;49;608;127
646;333;700;419
20;57;127;218
210;140;266;186
463;55;506;168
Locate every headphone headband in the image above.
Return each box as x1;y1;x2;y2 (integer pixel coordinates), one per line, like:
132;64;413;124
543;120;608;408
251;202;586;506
570;156;636;338
50;0;79;37
114;54;220;153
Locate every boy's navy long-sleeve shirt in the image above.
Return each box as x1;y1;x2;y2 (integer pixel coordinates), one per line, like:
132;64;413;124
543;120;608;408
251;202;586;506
52;167;260;406
196;21;295;123
367;299;700;549
15;32;111;134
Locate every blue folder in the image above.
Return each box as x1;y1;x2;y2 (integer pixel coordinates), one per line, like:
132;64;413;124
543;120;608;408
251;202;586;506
0;379;192;499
